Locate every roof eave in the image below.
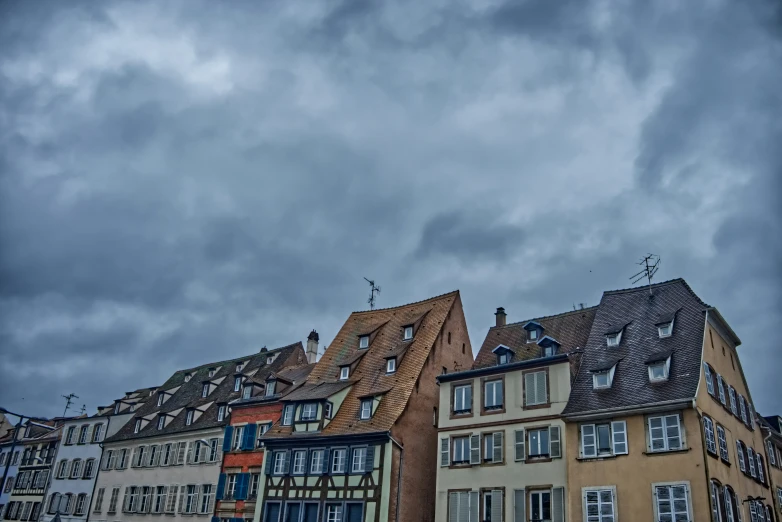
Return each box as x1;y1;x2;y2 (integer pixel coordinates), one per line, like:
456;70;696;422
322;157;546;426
438;354;569;383
707;307;742;346
563;397;695;422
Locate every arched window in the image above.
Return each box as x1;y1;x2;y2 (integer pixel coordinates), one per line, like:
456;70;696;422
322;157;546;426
57;459;69;479
723;487;739;522
60;493;73;515
47;493;61;514
83;458;96;479
70;459;82;479
74;494;88;516
765;505;773;522
709;480;723;522
703;416;717;455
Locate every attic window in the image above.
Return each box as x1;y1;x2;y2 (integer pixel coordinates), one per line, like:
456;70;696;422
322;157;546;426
157;416;165;430
202;384;209;398
658;322;673;338
157;394;164;407
236;363;243;372
217;405;226;422
340;367;350;380
208;368;216;378
529;329;538;341
648;358;671;382
542;345;557;357
386;358;397;374
134;419;141;433
184;373;192;382
265;381;276;397
606;331;622;347
498;352;510;365
114;403;121;415
243;386;252;399
185;410;194;426
403;326;413;340
592;365;617;389
267;354;277;364
359;336;369;349
360;399;373;420
234;377;242;392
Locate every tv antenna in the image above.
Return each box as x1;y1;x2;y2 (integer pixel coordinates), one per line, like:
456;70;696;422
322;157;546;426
79;405;87;415
630;253;661;295
61;393;79;417
364;277;381;310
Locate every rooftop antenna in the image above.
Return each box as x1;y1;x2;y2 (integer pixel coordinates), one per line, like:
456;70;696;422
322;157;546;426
61;393;79;417
364;277;381;310
79;405;87;415
630;253;661;296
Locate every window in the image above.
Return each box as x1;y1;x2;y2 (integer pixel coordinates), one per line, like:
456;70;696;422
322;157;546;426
524;371;547;406
737;441;747;472
243;386;252;399
747;446;757;477
292;450;307;474
340;367;350;380
202;383;209;398
140;487;152;513
157;416;165;430
360;399;373;420
703;363;715;396
70;459;82;478
716;425;730;462
326;504;342;522
581;422;628;458
530;490;551;522
154;486;166;513
728;386;737;415
654;484;690;522
78;425;89;444
529;328;538;341
331;449;346;474
65;427;76;444
606;331;622;347
157;393;164;407
484;380;503;410
583;488;615;522
593;370;612;389
83;458;95;478
324;402;333;419
208;367;216;378
185;410;194;426
739;396;748;424
301;403;317;421
452;436;470;464
717;374;726;405
542;345;557;357
184;372;192;382
310;450;324;474
108;487;120;514
658;321;673;337
265;381;276;397
282;405;294;425
184;485;197;514
249;473;260;498
528;428;550;458
453;384;472;415
709;481;722;522
134;419;141;433
498;352;510;365
351;447;366;473
92;423;104;442
648;360;669;382
232;426;244;450
757;454;765;483
217;405;226;421
648;415;682;452
359;336;369;349
403;326;413;340
386;358;396;373
226;474;238;498
766;440;777;467
703;417;717;455
57;460;68;478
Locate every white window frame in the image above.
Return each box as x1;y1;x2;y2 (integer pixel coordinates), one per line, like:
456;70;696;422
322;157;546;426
217;405;225;422
243;386;252;399
717;374;726;405
202;383;209;398
498;352;509;365
265;381;276;397
652;482;692;522
292;450;307;475
331;449;346;473
339;367;350;380
403;326;413;340
232;426;244;450
704;363;715;396
747;446;757;477
310;450;324;474
647;414;683;452
157;416;165;430
301;403;317;421
134;420;141;433
737;440;747;472
360;399;373;420
592;369;614;389
529;328;538;341
185;410;194;426
452;436;469;464
351;448;366;473
272;453;285;475
359;336;369;349
484;379;503;410
606;331;622;347
524;370;548;406
657;322;673;338
728;386;738;415
582;486;616;522
648;358;670;382
703;417;716;455
716;425;730;462
528;428;549;458
453;384;472;414
234;377;241;392
386;358;396;373
282;405;294;426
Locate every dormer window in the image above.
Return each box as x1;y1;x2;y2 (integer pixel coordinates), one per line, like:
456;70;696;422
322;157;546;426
301;403;317;421
217;405;226;421
134;419;141;433
537;336;560;358
590;360;618;389
360;399;373;420
492;345;513;365
523;321;543;343
202;383;209;398
498;353;510;365
236;363;244;372
184;373;192;382
649;362;668;382
403;326;413;340
658;322;673;338
157;394;164;407
542;345;556;357
234;377;242;392
243;386;252;399
157;416;165;430
606;332;622;347
359;336;369;349
114;403;121;415
340;367;350;380
265;381;276;397
529;329;538;341
593;371;612;389
386;358;397;374
208;368;216;378
185;410;194;426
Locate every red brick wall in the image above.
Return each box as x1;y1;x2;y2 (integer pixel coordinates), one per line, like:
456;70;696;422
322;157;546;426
390;293;474;522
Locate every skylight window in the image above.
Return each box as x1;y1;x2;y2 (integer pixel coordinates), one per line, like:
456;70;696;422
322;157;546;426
157;394;164;407
236;363;243;372
208;368;216;378
403;326;413;340
359;336;369;349
658;322;673;338
340;367;350;380
184;373;192;382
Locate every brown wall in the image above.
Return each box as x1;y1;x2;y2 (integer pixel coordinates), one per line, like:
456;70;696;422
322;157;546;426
566;409;709;522
390;294;473;522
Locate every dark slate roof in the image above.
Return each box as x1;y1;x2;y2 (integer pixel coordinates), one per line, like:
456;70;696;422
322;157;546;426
473;307;597;370
762;415;782;434
655;309;680;325
563;279;708;418
644;346;675;364
588;356;623;372
105;342;306;442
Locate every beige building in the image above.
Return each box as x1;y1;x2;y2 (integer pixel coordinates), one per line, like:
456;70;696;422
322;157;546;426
435;306;596;522
758;415;781;521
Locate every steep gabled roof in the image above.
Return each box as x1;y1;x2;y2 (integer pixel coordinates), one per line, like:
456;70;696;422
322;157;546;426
563;279;708;418
264;291;460;438
105;342;306;442
473;307;597;370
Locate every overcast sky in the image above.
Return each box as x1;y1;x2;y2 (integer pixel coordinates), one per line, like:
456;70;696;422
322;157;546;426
1;0;780;420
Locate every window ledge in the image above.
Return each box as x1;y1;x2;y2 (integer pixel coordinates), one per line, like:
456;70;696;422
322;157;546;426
525;456;553;464
577;455;618;462
643;448;691;456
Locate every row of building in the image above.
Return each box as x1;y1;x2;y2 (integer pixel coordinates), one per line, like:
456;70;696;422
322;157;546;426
0;278;780;522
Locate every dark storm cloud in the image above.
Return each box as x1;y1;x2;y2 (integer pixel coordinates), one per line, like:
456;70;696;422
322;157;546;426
0;0;780;418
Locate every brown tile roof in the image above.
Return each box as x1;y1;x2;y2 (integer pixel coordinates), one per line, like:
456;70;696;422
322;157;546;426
282;380;356;401
264;290;460;438
473;307;597;370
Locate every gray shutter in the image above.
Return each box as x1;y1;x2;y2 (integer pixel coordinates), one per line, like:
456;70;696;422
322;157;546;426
282;450;291;475
536;372;547;404
552;487;564;522
364;446;374;473
514;489;526;522
448;492;458;522
459;493;470;522
491;490;502;521
321;449;330;475
470;434;480;465
493;431;503;463
550;426;561;458
121;489;129;513
186;443;194;464
441;438;450;467
469;491;479;522
524;373;535;406
515;429;525;461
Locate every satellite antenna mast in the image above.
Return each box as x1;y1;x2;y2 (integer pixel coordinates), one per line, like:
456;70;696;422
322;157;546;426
630;253;661;296
79;405;87;415
61;393;79;417
364;277;381;310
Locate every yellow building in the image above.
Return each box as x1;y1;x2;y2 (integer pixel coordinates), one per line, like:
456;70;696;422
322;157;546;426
758;415;782;520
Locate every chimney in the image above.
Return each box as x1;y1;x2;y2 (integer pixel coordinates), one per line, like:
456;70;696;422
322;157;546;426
495;307;506;327
306;330;319;364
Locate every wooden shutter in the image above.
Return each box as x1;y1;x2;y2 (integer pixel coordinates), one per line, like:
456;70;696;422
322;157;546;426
215;439;223;462
493;431;503;463
611;421;628;455
524;373;536;406
121;488;130;513
235;474;248;500
550;426;561;458
462;491;480;522
514;489;525;522
536;372;547;404
264;451;273;475
282;450;291;475
491;490;502;521
322;449;330;475
581;425;596;457
85;425;93;445
364;445;375;473
215;474;226;500
470;434;480;465
448;492;458;522
223;427;233;451
177;442;186;465
441;438;450;467
186;442;194;464
243;424;257;451
552;487;564;522
177;486;185;513
206;489;215;514
515;430;525;461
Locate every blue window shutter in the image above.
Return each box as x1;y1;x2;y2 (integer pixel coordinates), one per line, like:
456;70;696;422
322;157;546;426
223;427;233;452
264;451;273;475
364;446;375;473
216;473;226;500
242;424;257;451
235;473;249;500
211;517;219;522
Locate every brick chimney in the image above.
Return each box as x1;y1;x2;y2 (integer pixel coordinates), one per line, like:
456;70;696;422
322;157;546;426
495;307;507;327
306;330;319;364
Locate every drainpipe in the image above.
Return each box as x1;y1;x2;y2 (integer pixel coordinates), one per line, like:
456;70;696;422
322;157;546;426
389;435;404;522
694;401;715;517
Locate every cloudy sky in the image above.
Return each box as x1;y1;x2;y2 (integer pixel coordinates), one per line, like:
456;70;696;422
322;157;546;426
1;0;780;420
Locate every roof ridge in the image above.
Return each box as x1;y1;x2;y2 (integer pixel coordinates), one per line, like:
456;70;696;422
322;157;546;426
602;278;710;308
349;290;459;315
180;341;302;373
495;305;598;329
